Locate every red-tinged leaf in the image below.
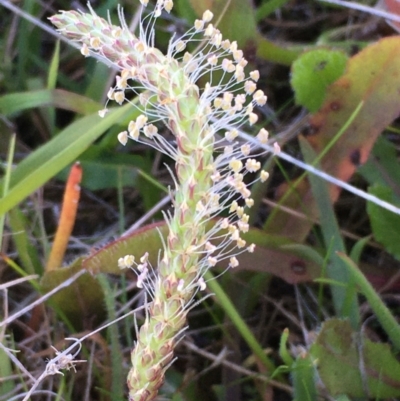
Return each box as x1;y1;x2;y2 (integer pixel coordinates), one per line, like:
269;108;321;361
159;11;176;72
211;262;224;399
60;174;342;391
40;221;320;323
41;219;400;322
266;36;400;241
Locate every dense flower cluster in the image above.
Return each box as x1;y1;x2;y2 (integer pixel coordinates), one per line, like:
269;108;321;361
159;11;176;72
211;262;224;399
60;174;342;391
50;1;272;400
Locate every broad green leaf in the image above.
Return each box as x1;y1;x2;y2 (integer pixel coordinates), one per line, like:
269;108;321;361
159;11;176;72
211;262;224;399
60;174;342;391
0;104;133;216
358;136;400;189
311;319;400;398
367;184;400;260
291;49;348;112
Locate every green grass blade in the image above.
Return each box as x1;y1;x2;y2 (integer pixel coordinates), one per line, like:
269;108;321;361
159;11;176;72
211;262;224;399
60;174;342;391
0;134;16;250
337;252;400;351
204;271;277;374
300;137;360;328
0;89;101;116
0;104;132;216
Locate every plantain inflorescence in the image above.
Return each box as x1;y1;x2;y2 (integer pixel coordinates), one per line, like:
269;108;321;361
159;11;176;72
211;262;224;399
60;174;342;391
50;1;273;400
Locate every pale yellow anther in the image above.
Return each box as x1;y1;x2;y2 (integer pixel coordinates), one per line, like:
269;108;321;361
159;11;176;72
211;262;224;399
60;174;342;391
235;65;245;82
90;36;101;49
214;97;223;109
249;112;258;125
253;90;267;106
229;159;243;173
233;49;244;62
238;220;249;233
121;69;130;80
144;124;158;138
128;121;140;140
273;142;281;154
211;32;222;47
229;256;239;268
118;131;128;146
241;144;251;156
196;200;205;212
244;80;257;95
136;115;148;129
107;87;115;100
221;39;231;50
230;200;238;213
204;23;215;37
229;41;238;52
220;218;229;229
208;54;218;66
231;229;240;241
245;198;254;207
208;256;218;266
239;58;248;68
205;242;216;253
175;40;186;52
114;91;125;105
236;206;244;218
124;255;135;268
183;52;193;63
98;108;108;118
222;58;235;73
247;243;255;253
237;238;246;248
257;128;269;144
223;92;234;104
241;187;251;198
140;252;149;264
260;170;270;182
202;10;214;22
245;158;261;172
228;224;237;234
194;19;204;30
116;75;128;90
164;0;173;12
130;66;137;78
139;93;150;106
225;129;238;142
134;41;146;53
250;70;260;81
140;0;149;6
224;145;234;155
80;43;89;57
118;255;135;269
112;27;122;38
210;193;220;207
235;94;246;105
198;278;207;290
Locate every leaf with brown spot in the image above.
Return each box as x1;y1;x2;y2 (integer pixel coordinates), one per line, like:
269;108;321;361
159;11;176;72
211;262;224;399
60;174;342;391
266;36;400;241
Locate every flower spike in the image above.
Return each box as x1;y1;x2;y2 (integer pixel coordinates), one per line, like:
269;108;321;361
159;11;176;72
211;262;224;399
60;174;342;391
49;2;272;400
